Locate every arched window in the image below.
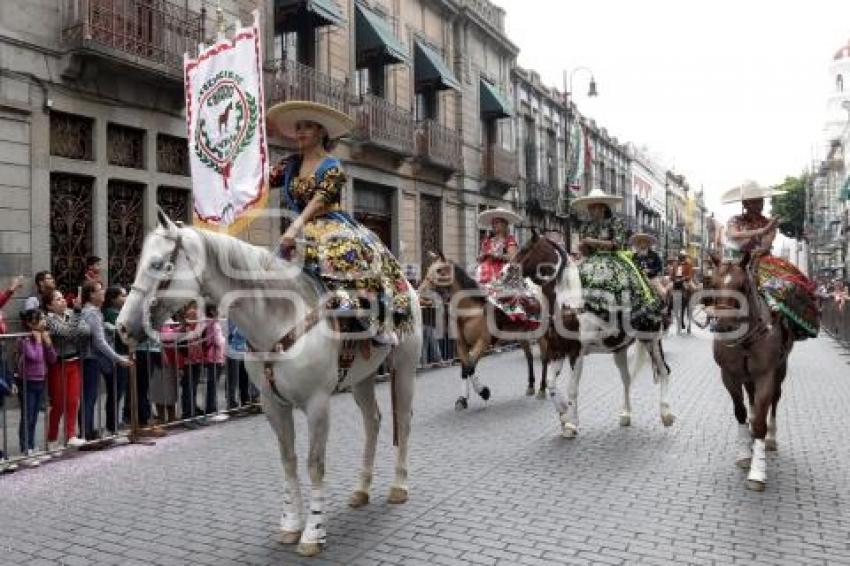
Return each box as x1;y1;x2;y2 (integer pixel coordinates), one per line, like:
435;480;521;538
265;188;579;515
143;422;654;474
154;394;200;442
838;74;844;93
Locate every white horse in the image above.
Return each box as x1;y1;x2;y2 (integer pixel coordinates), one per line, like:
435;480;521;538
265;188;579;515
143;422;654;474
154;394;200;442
514;234;676;438
116;210;422;557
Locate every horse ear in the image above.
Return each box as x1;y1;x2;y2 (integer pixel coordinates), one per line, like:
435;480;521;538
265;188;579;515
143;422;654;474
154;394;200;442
437;250;446;262
157;206;177;231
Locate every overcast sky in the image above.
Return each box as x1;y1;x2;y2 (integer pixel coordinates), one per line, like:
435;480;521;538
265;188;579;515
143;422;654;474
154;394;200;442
492;0;850;219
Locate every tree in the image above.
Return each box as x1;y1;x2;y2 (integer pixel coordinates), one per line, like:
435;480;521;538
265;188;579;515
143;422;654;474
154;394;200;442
770;175;807;239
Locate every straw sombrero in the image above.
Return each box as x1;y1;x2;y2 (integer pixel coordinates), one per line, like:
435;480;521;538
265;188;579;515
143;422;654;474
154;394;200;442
570;188;623;213
629;233;657;247
266;101;354;140
477;208;522;229
720;181;786;204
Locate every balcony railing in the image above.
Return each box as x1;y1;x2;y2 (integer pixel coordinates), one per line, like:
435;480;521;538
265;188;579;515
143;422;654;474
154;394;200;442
526;181;558;213
352;94;415;156
60;0;204;76
416;119;462;171
271;58;351;115
484;144;518;188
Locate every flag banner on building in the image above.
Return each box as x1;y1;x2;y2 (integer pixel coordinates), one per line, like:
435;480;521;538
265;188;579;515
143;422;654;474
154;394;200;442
565;119;585;193
184;10;268;233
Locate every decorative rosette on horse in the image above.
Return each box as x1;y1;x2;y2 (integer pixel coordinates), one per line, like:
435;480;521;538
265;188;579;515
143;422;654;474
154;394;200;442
475;208;541;330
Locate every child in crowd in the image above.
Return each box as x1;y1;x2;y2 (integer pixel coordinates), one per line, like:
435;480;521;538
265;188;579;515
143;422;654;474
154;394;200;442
202;304;227;422
17;309;57;466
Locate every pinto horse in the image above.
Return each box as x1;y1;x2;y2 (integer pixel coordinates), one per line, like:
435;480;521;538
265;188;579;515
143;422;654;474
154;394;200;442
710;252;793;491
418;251;547;409
513;232;675;437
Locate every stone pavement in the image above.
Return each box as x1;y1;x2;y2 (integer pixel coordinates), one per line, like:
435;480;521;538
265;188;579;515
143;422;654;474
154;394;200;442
1;331;849;565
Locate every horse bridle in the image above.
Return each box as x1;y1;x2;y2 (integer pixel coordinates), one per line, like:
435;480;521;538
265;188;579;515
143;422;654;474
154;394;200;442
129;233;185;297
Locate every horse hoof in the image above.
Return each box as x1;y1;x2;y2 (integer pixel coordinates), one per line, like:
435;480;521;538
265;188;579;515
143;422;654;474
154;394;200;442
479;387;491;401
454;397;468;411
660;412;677;427
279;530;302;545
525;387;535;396
746;479;766;492
765;438;777;452
619;413;631;427
348;490;370;508
387;487;409;504
297;542;323;557
536;389;547;400
561;422;578;439
735;457;752;470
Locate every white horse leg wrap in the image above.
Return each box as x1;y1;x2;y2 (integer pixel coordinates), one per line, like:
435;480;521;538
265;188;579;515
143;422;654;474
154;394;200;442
302;488;327;544
469;373;485;395
748;439;767;484
281;483;305;532
735;423;752;463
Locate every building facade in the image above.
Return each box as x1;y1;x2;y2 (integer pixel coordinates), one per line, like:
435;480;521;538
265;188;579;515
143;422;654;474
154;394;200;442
627;144;666;246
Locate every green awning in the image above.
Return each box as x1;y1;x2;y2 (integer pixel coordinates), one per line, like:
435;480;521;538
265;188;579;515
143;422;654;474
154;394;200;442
355;4;407;68
275;0;346;32
480;78;512;119
414;40;461;92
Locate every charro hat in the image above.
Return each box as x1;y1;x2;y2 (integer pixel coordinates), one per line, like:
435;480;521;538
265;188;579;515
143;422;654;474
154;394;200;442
266;100;354;140
478;207;522;229
720;181;786;204
570;188;623;214
629;233;657;247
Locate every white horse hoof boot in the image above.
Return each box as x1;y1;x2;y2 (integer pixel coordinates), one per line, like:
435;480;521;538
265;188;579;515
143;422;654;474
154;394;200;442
619;412;631;427
560;416;578;438
348;490;369;508
297;542;323;557
387;486;408;504
279;530;302;545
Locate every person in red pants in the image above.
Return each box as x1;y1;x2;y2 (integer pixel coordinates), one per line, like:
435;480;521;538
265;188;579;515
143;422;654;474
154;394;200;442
43;289;91;449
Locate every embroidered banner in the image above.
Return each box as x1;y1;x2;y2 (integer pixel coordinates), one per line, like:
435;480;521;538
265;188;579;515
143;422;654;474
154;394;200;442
184;10;268;233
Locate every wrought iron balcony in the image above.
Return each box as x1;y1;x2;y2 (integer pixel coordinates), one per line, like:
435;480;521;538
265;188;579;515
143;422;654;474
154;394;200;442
271;58;351;115
415;119;462;172
526;181;558;213
483;144;518;190
59;0;204;79
352;94;415;156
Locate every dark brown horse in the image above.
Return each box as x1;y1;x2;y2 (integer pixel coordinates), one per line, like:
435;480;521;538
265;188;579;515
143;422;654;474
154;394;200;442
710;252;793;491
514;233;675;437
418;251;546;409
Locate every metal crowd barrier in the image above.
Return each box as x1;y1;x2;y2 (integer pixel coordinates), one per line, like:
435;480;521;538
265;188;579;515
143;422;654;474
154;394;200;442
0;304;467;472
822;298;850;345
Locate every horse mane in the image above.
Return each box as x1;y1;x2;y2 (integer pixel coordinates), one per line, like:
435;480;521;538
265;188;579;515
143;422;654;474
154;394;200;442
190;228;320;300
453;263;481;293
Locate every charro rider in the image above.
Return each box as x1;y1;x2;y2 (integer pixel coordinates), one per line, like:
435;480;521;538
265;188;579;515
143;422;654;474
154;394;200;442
572;188;662;330
266;101;413;355
629;232;665;298
722;181;819;339
475;208;539;329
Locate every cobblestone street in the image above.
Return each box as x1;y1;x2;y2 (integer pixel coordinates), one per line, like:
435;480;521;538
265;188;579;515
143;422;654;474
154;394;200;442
1;331;849;566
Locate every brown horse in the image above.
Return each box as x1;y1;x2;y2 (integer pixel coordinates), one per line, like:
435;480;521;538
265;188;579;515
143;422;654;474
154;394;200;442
514;233;675;437
710;252;793;491
418;251;547;409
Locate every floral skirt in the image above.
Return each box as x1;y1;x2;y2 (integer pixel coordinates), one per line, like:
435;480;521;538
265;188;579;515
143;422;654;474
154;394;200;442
757;256;819;339
298;213;413;333
578;251;663;331
484;265;541;330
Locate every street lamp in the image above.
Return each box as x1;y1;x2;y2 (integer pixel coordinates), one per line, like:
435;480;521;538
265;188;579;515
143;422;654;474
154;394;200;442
562;66;599;252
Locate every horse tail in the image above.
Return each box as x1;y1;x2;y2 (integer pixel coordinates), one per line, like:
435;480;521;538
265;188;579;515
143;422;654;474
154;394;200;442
629;340;649;378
